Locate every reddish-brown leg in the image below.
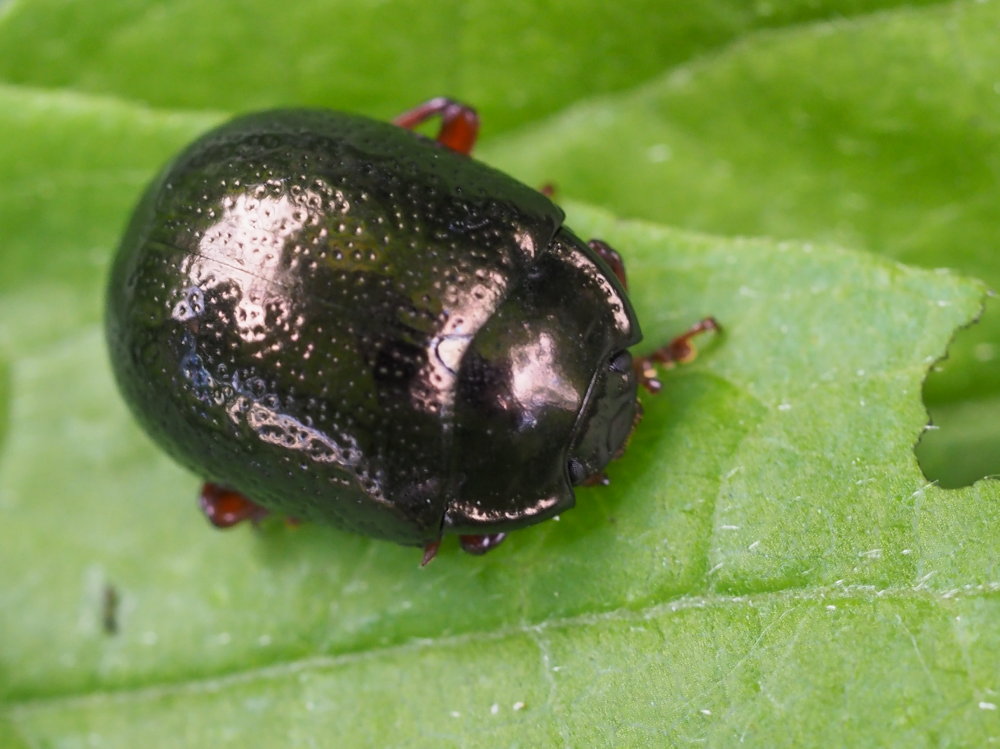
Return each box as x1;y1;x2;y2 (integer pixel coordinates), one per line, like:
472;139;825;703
421;540;441;567
581;472;611;487
587;239;628;289
459;533;507;555
199;482;270;528
635;317;722;394
589;238;720;392
393;97;479;156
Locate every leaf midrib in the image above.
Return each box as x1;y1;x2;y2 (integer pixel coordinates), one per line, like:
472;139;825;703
5;580;998;711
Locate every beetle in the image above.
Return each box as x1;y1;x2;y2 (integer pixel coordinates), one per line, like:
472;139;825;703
106;97;718;564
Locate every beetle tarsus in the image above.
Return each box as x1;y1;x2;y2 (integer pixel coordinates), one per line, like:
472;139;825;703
393;97;479;156
199;482;270;528
581;471;611;487
458;533;507;555
635;317;721;393
421;540;442;566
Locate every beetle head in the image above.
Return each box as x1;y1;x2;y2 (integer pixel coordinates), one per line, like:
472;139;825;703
566;349;640;485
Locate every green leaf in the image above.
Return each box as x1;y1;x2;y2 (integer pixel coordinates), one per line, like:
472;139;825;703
1;1;998;746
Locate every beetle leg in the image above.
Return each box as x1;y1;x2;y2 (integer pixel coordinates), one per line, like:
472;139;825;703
587;239;628;289
420;539;442;566
198;482;270;528
580;471;611;487
393;97;479;155
458;533;507;555
635;317;721;394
